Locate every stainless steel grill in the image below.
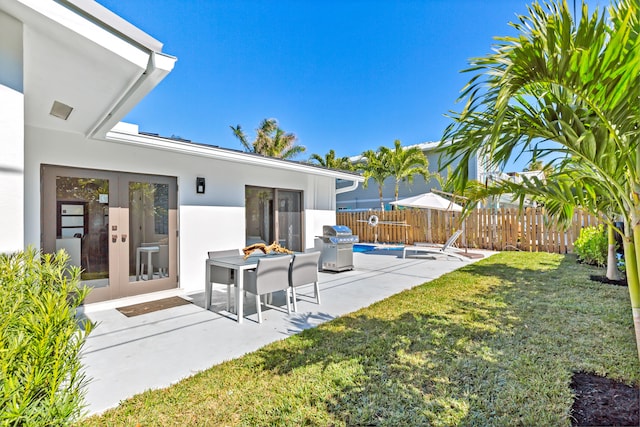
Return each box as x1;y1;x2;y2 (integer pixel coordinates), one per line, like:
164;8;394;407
319;225;358;272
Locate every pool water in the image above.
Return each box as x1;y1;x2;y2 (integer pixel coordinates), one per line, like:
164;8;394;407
353;244;403;253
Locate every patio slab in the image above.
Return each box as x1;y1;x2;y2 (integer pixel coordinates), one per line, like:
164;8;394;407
80;249;494;415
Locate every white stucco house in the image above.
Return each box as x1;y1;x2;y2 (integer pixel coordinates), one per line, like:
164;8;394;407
0;0;363;304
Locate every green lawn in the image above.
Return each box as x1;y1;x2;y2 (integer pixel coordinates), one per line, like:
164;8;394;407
80;252;639;426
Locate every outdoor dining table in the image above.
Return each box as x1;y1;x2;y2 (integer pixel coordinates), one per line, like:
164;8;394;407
205;253;291;324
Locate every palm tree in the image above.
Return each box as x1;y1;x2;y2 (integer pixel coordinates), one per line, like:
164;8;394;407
308;149;354;171
385;140;431;205
477;164;623;281
230;118;305;160
440;0;640;355
523;159;554;177
360;140;431;210
360;148;390;211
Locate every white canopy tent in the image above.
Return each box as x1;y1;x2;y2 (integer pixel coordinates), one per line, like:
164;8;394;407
390;192;464;245
389;192;463;212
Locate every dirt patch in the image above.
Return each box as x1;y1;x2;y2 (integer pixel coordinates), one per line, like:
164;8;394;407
571;371;639;426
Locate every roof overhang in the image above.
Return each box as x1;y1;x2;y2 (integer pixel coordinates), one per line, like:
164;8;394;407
105;123;366;183
1;0;176;138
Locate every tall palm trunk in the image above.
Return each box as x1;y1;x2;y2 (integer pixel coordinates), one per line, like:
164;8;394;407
607;224;621;281
629;153;640;360
625;213;640;359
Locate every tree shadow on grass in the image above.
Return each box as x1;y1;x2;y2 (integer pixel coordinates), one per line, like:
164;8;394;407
254;300;537;425
86;253;637;426
249;276;526;425
242;253;637;426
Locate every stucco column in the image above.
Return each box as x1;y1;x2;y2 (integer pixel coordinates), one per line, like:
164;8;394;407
0;12;24;253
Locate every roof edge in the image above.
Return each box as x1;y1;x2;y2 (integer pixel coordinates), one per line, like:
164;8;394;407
105;123;365;182
60;0;164;52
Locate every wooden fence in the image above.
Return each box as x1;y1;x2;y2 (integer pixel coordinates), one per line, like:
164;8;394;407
336;208;602;254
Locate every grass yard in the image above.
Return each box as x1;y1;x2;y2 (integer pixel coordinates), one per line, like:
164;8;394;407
79;252;640;426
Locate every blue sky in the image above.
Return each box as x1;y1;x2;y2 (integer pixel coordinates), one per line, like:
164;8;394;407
97;0;606;172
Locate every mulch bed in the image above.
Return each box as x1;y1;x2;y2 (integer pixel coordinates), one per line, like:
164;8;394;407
589;274;628;287
571;371;639;426
575;270;638;425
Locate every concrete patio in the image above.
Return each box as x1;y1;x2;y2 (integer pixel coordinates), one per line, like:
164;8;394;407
80;248;494;415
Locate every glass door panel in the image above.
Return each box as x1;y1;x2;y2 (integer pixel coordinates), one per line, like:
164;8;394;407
128;181;170;282
277;190;302;252
55;176;110;287
245;186;274;245
121;174;176;297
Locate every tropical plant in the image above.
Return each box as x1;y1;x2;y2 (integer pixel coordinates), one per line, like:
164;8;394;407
308;149;354;171
473;163;623;280
385;140;431;204
360;140;430;210
230;118;305;159
523;159;554;177
574;225;608;267
359;148;391;210
0;247;93;425
439;0;640;355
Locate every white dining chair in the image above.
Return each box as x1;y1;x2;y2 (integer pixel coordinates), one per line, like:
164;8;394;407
288;251;321;312
243;255;293;323
207;249;241;311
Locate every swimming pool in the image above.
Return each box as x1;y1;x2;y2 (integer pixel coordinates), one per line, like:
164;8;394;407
353;244;403;253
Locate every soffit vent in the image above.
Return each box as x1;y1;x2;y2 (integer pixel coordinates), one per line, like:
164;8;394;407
50;101;73;120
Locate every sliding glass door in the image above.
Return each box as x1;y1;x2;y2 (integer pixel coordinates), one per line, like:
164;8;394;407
245;186;303;252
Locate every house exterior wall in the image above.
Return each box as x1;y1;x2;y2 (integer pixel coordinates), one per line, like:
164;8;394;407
337;150;480;211
0;11;24;253
25;126;338;292
4;0;358;300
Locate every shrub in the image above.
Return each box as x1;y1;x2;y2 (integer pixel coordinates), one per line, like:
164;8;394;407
0;247;93;426
574;225;608;267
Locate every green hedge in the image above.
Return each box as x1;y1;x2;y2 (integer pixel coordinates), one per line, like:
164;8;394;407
0;247;93;426
573;225;608;267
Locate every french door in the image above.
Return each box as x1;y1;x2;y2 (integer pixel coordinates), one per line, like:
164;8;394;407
42;165;178;303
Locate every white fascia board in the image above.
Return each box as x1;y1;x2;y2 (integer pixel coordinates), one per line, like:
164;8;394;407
104;128;365;182
63;0;164;52
90;51;176;138
10;0;150;68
